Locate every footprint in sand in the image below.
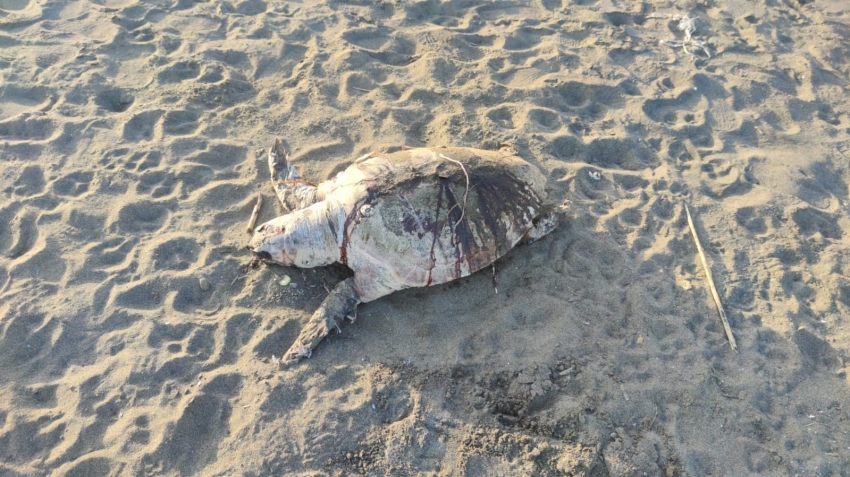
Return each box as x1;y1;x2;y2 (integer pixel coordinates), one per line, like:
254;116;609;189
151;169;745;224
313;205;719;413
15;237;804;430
0;310;57;367
709;98;737;132
113;279;163;310
52;171;93;197
0;0;42;22
156;60;200;84
342;27;392;51
792;207;843;240
94;88;135;114
8;165;44;197
220;0;267;15
699;157;754;199
109;200;171;234
85;0;136;7
122;110;162;142
150;236;200;271
735;206;768;235
64;458;115;477
643;87;704;125
122;414;151;448
0;115;55;142
186;143;248;170
147;321;194;348
162;109;200;136
486;107;516;130
527;108;560;131
0;205;38;259
0;85;55;122
585;137;659;170
0;0;31;10
94;311;140;340
67;210;105;241
125;150;162;172
84;237;138;270
214;313;259;365
139;374;240;475
549;135;583;161
171;275;218;313
136;170;176;198
11;237;66;282
553;81;623;110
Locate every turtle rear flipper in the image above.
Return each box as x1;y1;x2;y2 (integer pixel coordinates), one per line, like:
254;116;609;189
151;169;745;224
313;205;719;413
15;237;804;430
522;211;558;244
269;138;319;213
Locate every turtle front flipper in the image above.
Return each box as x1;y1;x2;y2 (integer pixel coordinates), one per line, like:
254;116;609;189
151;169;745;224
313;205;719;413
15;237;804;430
282;278;360;364
269;138;319;213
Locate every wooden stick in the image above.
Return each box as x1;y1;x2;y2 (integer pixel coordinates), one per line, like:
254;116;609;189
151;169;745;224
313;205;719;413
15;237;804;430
247;193;263;233
685;203;737;352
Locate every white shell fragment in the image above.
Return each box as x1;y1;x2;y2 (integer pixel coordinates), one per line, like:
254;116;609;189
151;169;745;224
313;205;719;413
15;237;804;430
279;275;291;286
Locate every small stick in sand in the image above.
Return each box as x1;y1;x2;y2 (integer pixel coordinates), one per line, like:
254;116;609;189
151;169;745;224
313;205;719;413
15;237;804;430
684;203;738;352
247;193;263;233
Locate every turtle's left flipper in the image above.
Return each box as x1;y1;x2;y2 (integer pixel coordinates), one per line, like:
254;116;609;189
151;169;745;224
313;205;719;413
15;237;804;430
269;138;319;213
282;278;361;364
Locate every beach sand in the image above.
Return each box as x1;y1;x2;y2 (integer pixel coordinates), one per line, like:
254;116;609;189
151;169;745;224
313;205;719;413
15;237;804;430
2;0;850;475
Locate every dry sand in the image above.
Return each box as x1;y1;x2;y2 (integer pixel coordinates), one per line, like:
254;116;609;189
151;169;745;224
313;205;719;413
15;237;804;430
2;0;850;475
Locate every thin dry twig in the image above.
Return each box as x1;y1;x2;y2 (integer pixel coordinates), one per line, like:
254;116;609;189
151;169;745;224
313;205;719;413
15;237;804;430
438;153;470;230
648;404;658;430
685;203;737;352
247;193;263;233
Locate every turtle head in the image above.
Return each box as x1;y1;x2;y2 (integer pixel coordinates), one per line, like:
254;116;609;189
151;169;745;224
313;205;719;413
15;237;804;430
248;210;340;268
249;215;295;265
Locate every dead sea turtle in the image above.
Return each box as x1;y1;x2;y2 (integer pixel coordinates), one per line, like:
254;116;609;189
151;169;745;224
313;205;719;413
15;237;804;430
249;139;556;363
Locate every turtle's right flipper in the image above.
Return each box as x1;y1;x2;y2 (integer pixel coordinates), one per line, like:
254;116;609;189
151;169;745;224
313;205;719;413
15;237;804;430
282;278;361;365
269;138;319;213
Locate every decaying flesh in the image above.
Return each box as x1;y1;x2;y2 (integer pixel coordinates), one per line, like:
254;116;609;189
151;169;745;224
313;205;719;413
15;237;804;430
249;140;555;364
